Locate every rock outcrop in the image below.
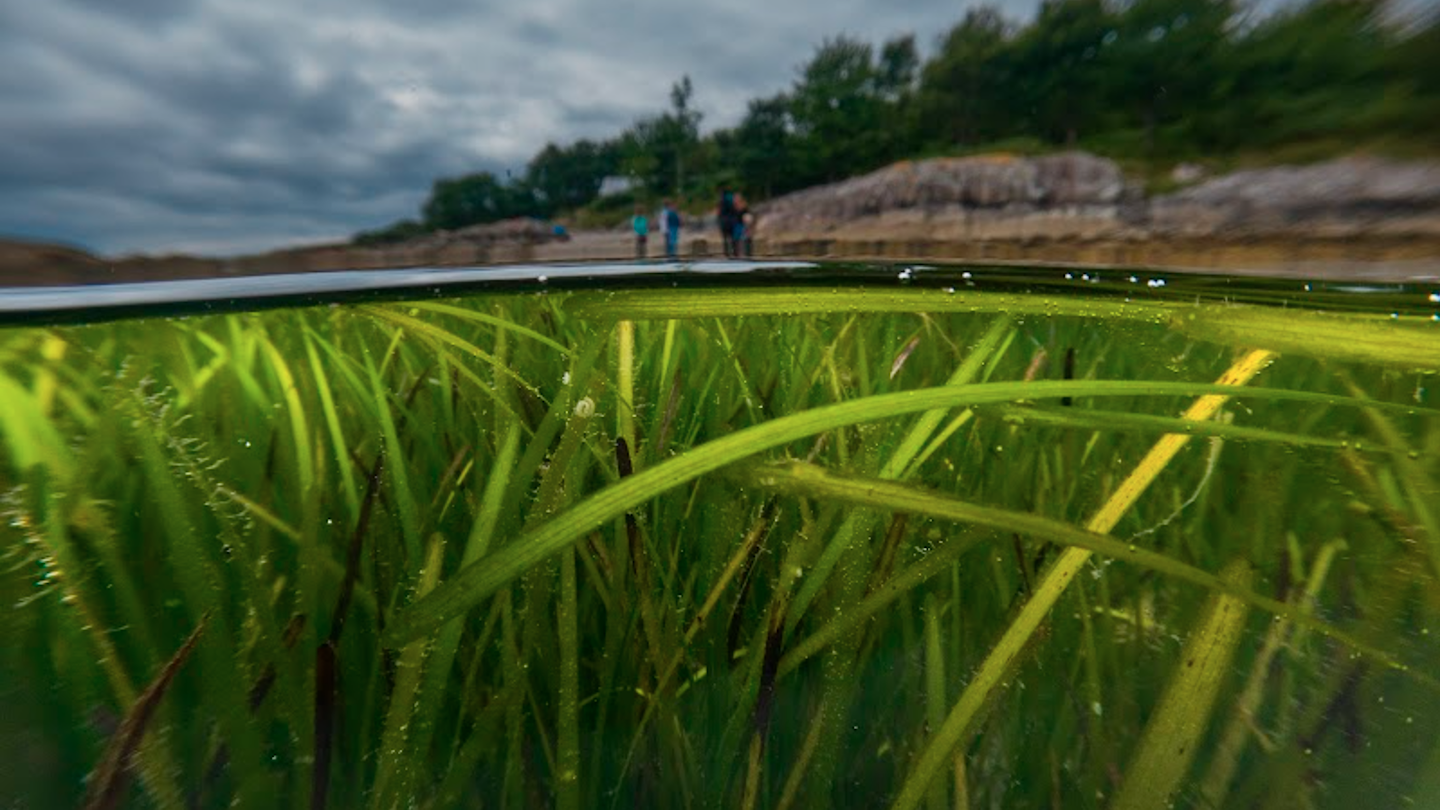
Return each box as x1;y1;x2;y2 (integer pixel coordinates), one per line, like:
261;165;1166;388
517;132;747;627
756;152;1440;244
758;152;1137;241
1147;156;1440;238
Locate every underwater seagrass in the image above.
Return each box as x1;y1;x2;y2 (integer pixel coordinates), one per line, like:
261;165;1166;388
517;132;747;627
1;266;1438;810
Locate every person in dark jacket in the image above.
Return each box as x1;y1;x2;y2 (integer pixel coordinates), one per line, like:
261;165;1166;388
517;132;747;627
716;185;739;257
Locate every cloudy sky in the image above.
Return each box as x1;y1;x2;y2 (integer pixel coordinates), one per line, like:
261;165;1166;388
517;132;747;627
0;0;1049;257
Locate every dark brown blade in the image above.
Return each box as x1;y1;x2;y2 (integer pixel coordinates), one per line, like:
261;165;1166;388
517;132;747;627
1062;347;1076;406
80;613;210;810
312;641;338;810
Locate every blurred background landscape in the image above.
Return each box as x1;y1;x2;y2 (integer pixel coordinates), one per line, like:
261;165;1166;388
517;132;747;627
2;0;1438;284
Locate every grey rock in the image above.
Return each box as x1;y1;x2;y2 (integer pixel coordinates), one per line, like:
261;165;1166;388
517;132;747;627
757;152;1440;241
1150;157;1440;237
759;152;1133;234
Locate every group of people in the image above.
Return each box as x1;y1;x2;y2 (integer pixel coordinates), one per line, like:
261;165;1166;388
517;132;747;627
630;199;684;260
715;185;754;258
629;185;756;260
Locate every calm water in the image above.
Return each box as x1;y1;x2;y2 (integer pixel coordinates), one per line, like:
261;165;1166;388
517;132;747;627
1;262;1437;809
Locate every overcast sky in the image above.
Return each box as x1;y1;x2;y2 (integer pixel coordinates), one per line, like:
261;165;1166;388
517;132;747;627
0;0;1053;257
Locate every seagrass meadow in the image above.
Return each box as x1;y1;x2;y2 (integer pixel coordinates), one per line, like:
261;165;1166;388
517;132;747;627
1;265;1439;810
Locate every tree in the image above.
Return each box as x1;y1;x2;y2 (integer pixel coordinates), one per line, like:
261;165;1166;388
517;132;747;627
1104;0;1238;154
668;76;702;194
617;76;703;198
1007;0;1116;144
917;6;1013;147
421;172;534;230
1389;6;1440;136
1215;0;1397;148
877;35;920;101
525;139;618;215
352;219;428;246
788;36;891;185
725;93;796;196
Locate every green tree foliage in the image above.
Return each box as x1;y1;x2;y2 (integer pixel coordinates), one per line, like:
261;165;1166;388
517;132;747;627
525;139;619;216
1104;0;1237;153
353;219;429;247
421;172;535;231
1007;0;1115;144
788;36;899;185
1388;8;1440;137
911;0;1432;159
355;0;1437;243
877;35;921;100
1212;0;1400;148
618;76;703;197
723;94;795;197
918;7;1012;146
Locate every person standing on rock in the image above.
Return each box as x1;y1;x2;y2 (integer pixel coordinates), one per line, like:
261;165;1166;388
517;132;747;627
631;204;649;259
716;185;740;257
661;199;682;259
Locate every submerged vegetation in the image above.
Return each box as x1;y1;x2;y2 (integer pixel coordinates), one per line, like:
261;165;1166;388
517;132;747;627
1;273;1439;808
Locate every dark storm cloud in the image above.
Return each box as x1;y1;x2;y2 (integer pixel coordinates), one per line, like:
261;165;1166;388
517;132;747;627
0;0;1038;256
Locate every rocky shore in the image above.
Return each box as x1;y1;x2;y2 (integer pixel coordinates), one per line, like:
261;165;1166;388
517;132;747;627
4;152;1439;286
749;152;1440;280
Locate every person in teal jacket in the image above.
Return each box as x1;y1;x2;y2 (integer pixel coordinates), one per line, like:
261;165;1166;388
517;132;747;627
631;204;649;259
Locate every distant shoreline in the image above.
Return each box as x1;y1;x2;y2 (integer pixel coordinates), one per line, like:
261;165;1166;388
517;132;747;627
4;230;1438;287
5;152;1439;286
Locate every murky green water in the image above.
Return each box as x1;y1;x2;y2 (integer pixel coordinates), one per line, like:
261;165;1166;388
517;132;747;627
1;263;1437;809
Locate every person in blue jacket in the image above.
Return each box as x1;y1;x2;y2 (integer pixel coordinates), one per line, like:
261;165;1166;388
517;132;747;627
661;199;682;258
